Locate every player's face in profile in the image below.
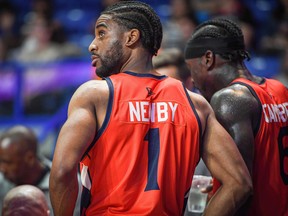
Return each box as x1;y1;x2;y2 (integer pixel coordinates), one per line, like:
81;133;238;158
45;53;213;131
89;15;125;78
185;58;211;100
96;40;124;78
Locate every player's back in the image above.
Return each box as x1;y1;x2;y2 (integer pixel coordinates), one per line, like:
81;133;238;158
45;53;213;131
232;78;288;216
80;71;202;216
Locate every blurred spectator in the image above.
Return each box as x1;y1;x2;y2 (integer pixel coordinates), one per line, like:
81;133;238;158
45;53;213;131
8;15;81;63
216;1;255;51
29;0;53;20
190;0;251;22
274;49;288;87
153;48;194;90
0;1;22;62
0;125;52;213
161;0;198;51
191;0;256;51
2;184;50;216
26;0;77;48
214;0;253;19
0;125;81;215
239;19;255;52
4;7;83;115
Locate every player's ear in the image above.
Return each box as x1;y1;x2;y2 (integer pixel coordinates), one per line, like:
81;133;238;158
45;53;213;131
203;50;214;69
125;29;140;47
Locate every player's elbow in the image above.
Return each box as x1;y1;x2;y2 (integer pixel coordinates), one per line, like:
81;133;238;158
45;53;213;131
233;173;253;203
240;179;253;200
50;162;78;188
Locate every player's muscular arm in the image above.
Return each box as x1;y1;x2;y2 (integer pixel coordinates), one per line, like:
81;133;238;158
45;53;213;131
210;85;260;175
189;92;253;216
50;80;109;216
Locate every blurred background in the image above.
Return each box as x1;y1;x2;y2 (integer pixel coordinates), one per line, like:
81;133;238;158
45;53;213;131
0;0;288;159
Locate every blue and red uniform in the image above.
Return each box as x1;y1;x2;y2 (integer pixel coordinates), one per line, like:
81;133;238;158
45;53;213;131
80;71;202;215
214;78;288;216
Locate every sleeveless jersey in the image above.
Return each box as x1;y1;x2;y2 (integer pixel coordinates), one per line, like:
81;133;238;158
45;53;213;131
218;78;288;216
80;71;202;216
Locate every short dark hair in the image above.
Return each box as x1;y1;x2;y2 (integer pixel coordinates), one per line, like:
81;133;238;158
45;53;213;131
0;126;38;154
102;0;163;56
153;48;191;82
186;17;250;61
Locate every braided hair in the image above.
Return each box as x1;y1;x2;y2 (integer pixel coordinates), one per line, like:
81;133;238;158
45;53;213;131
101;0;163;56
188;18;250;61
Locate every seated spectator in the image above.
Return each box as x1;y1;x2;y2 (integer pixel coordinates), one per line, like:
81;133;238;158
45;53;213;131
0;125;81;215
153;48;194;91
2;184;50;216
8;15;82;63
0;1;22;62
161;0;198;51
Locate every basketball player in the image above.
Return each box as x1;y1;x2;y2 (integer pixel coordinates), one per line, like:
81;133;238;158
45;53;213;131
184;17;288;216
50;2;252;216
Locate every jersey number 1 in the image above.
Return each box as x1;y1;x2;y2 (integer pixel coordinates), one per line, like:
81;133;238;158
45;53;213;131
144;128;160;191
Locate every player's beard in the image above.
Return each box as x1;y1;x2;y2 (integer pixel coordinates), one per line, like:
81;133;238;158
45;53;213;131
96;40;124;78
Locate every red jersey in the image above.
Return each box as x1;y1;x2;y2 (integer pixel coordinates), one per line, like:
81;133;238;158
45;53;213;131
80;71;202;216
215;78;288;216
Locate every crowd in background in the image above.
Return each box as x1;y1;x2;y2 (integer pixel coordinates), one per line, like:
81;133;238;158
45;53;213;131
0;0;288;62
0;0;288;214
0;0;287;72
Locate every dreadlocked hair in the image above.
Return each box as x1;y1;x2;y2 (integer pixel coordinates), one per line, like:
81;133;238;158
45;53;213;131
191;18;250;61
102;0;163;56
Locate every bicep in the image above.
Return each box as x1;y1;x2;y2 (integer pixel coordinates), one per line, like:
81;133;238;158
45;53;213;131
52;94;97;172
210;91;257;174
190;92;249;182
202;112;249;185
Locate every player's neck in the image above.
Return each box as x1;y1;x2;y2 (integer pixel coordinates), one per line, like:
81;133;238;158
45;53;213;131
120;50;154;74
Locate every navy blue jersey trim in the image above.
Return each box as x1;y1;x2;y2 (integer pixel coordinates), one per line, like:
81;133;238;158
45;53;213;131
182;187;190;215
95;77;114;140
183;83;203;158
80;168;92;214
123;71;167;79
81;78;114;160
230;81;262;136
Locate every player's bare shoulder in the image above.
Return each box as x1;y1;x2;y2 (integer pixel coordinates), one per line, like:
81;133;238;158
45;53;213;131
211;84;260;122
68;79;110;112
74;79;109;99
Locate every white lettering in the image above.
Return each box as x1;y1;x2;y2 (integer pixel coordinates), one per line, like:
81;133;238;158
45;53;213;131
157;102;168;122
272;104;280;122
168;102;178;122
129;101;140;122
277;104;286;122
141;101;150;122
262;104;269;123
267;104;276;122
128;101;178;123
284;103;288;117
262;102;288;123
